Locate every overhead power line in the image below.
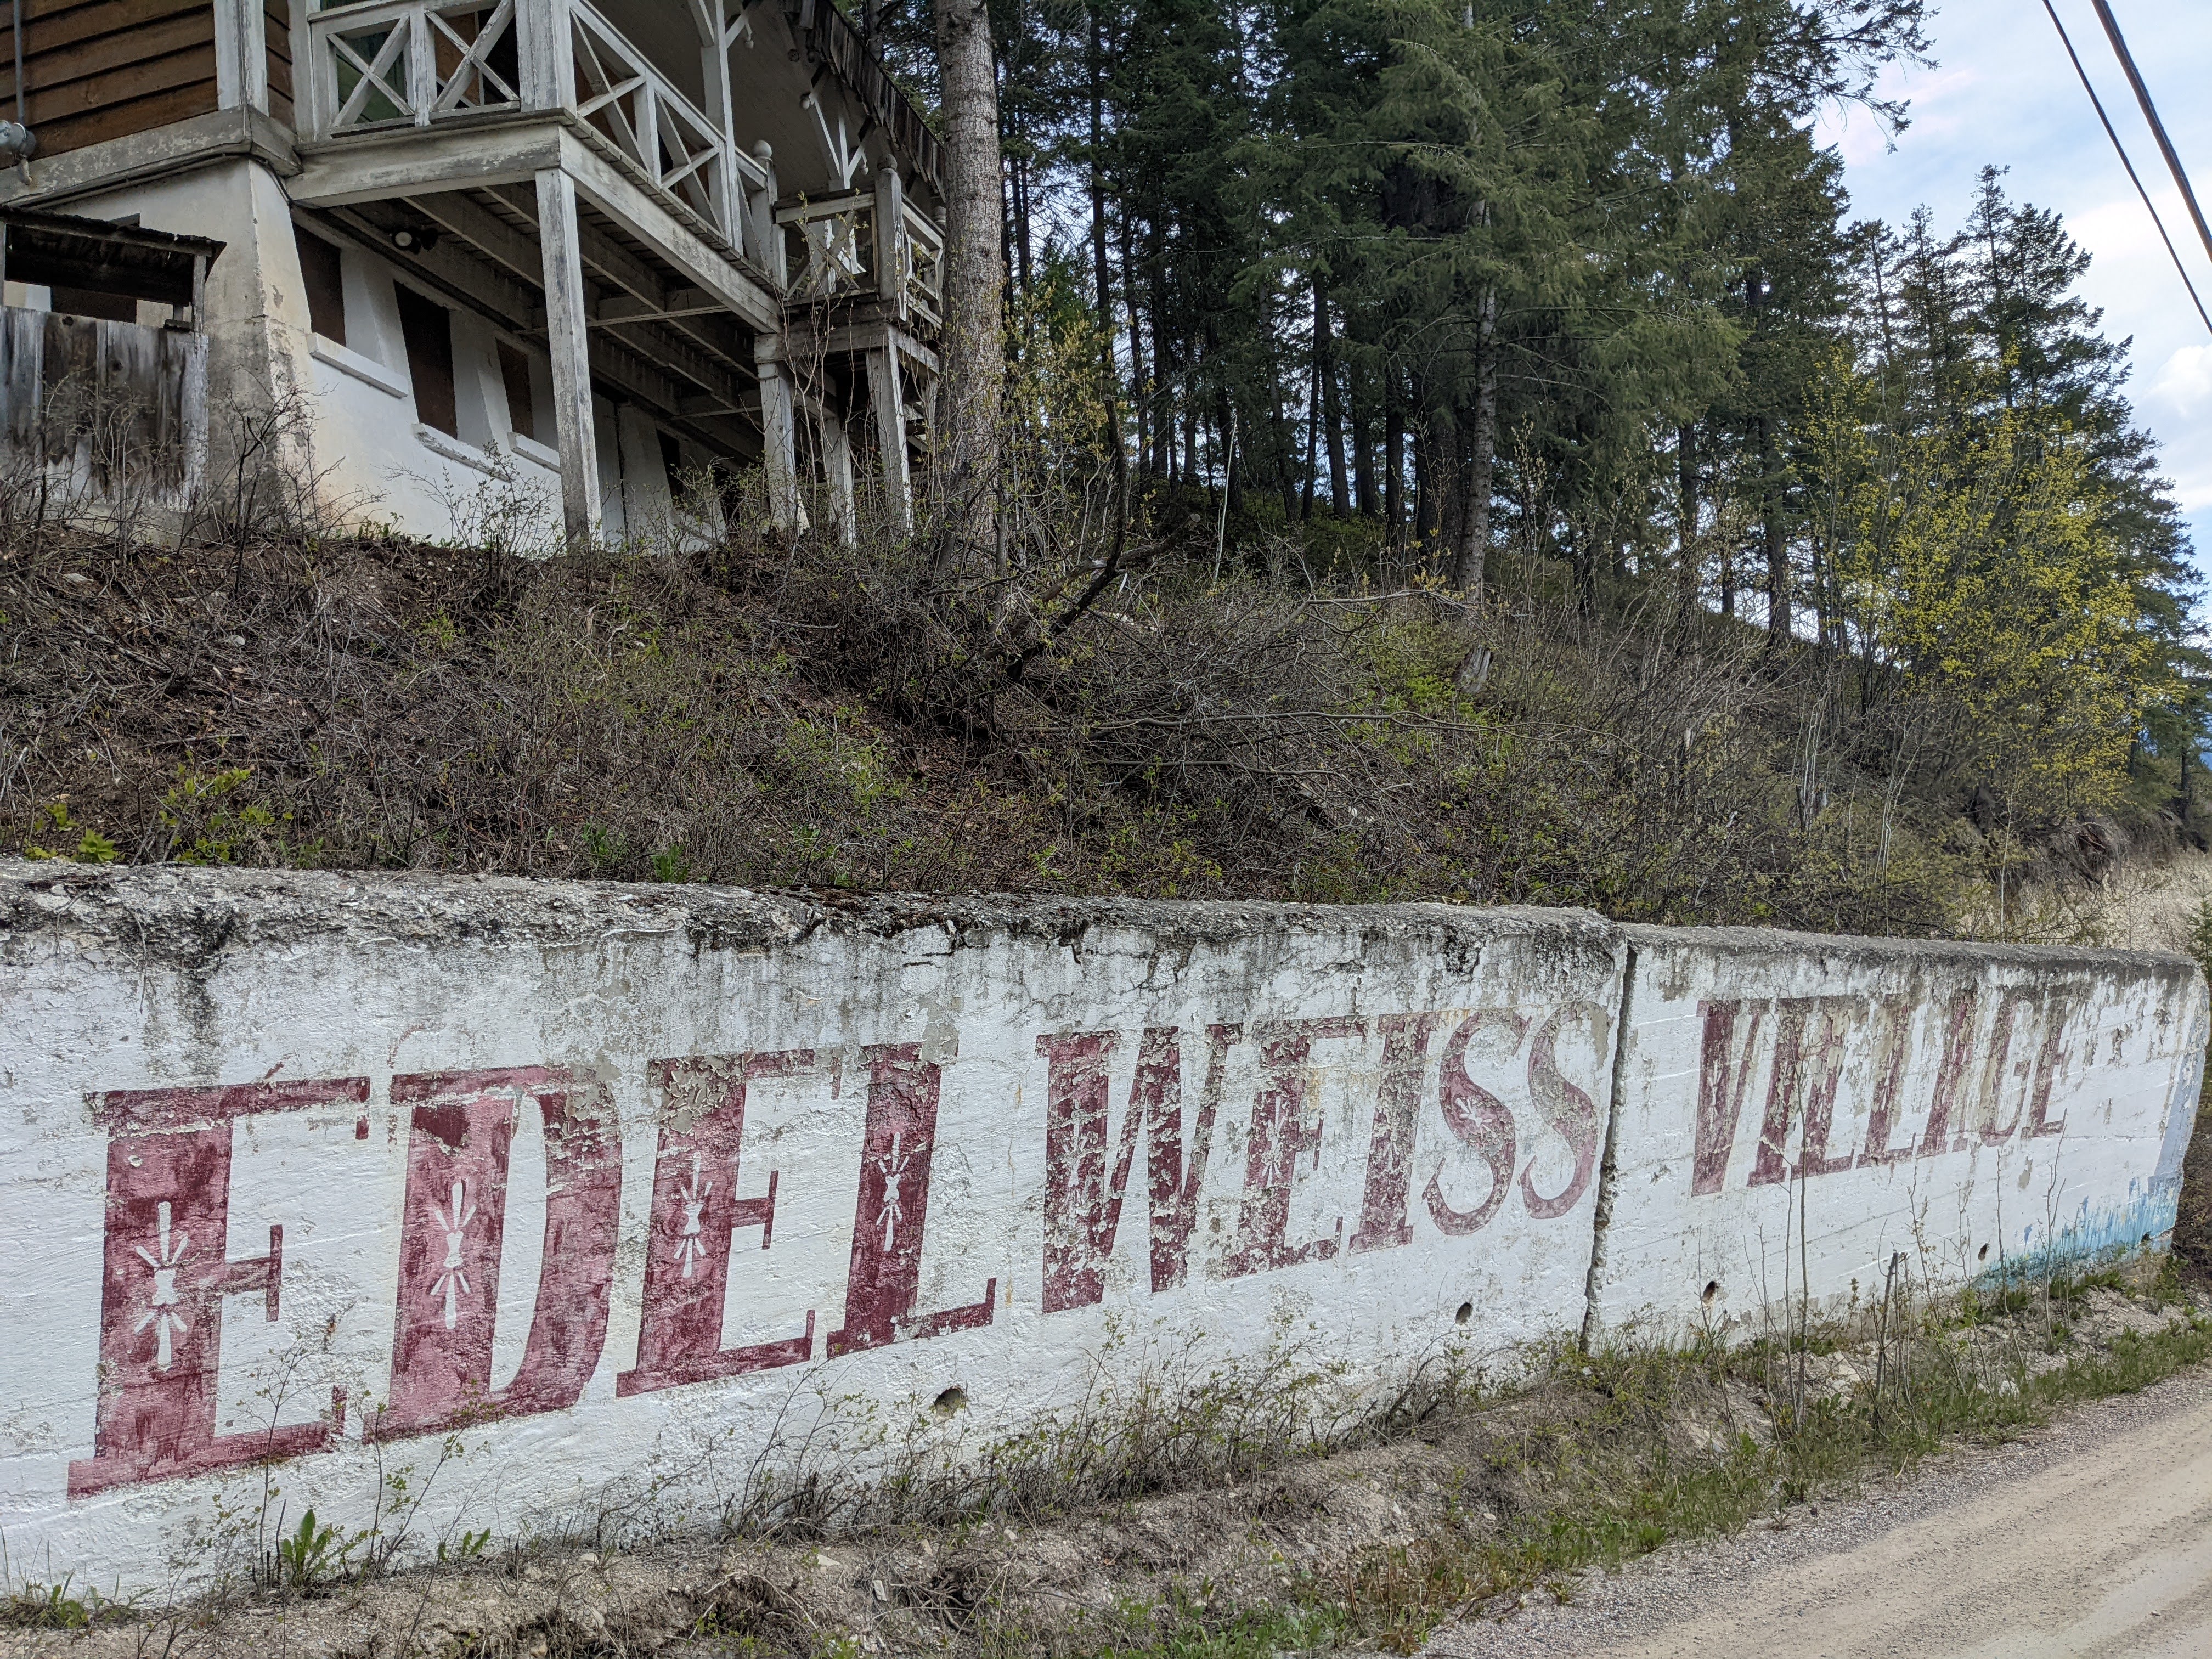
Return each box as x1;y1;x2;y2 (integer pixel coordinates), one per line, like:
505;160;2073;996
2037;0;2212;338
2089;0;2212;271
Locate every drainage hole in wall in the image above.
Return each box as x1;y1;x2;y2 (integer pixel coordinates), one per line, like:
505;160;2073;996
932;1386;968;1418
1454;1302;1473;1325
2143;1233;2154;1246
1701;1280;1720;1304
1977;1244;1989;1261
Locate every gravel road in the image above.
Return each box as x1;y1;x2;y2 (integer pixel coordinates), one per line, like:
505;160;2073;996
1426;1367;2212;1658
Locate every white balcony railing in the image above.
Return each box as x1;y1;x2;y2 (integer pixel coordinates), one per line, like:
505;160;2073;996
777;190;872;300
777;189;944;326
898;196;943;328
304;0;773;267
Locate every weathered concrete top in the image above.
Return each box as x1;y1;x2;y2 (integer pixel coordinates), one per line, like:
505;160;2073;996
1621;918;2197;978
0;860;1626;967
4;862;2196;979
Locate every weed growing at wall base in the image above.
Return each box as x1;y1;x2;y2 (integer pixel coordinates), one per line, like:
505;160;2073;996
13;1275;2208;1658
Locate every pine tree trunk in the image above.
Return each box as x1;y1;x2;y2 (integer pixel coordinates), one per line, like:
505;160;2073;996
934;0;1004;564
1434;411;1462;566
1148;255;1171;477
1086;3;1125;531
1452;290;1496;596
1677;421;1700;609
1412;393;1439;550
1121;215;1147;472
1349;363;1378;517
1317;286;1349;517
1758;414;1789;644
1385;377;1405;553
1299;289;1322;520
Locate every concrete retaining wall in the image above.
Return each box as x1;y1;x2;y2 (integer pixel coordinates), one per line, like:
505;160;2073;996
1587;926;2208;1343
0;866;2200;1592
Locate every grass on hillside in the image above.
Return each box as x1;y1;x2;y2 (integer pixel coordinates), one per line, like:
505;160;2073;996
0;515;2147;939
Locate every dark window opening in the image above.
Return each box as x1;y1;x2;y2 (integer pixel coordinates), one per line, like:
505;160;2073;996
395;285;456;437
658;430;685;497
47;286;138;322
497;341;535;441
296;228;346;345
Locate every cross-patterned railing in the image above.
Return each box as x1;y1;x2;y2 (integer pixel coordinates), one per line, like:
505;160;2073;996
312;0;522;132
776;191;874;300
304;0;773;263
566;3;759;247
777;191;944;326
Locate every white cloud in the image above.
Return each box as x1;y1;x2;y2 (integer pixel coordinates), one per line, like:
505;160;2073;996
2152;346;2212;419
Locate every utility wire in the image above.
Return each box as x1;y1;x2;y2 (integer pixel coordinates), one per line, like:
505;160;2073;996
2037;0;2212;337
2089;0;2212;270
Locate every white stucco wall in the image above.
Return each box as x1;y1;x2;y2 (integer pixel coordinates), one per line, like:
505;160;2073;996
0;868;1625;1592
55;157;698;550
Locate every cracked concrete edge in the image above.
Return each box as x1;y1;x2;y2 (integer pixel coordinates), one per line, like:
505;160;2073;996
0;862;2199;984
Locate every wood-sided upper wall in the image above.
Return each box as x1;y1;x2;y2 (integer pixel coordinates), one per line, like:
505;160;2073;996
0;1;295;160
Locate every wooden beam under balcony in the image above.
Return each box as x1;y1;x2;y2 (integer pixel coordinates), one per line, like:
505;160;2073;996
293;122;782;334
292;118;565;206
596;287;726;324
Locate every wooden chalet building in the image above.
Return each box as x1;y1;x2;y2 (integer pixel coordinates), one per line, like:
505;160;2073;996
0;0;944;543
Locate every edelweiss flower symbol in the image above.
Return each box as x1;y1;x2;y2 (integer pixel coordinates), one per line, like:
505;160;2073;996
133;1200;191;1372
876;1131;912;1251
428;1180;476;1330
675;1150;712;1279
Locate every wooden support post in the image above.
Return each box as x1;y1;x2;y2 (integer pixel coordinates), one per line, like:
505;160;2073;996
872;167;905;322
702;0;738;236
749;142;783;287
214;0;270;114
518;0;577;111
537;167;601;549
869;341;910;532
823;404;856;545
755;340;803;531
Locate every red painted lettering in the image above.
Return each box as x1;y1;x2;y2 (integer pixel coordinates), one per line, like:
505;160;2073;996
1750;1000;1854;1186
1034;1025;1238;1307
1965;991;2034;1149
1521;1004;1602;1218
377;1067;621;1440
1423;1010;1522;1235
1223;1017;1364;1277
1692;1001;1765;1196
618;1051;826;1398
1350;1013;1442;1252
1149;1024;1237;1292
1916;989;1978;1157
826;1045;995;1356
2027;994;2074;1138
69;1079;365;1497
1855;998;1917;1167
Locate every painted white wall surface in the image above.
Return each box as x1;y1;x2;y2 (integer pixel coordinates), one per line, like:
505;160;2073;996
0;868;1624;1594
1587;926;2208;1344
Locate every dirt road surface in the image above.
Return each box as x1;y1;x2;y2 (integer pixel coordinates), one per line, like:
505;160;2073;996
1426;1367;2212;1659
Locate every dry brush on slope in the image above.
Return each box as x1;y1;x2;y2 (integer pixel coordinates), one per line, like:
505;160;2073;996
0;509;2082;937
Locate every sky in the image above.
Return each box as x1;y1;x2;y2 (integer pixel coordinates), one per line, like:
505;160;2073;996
1811;0;2212;571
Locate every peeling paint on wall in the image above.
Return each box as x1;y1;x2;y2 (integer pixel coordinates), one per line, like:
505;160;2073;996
1588;924;2205;1340
0;868;2199;1592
